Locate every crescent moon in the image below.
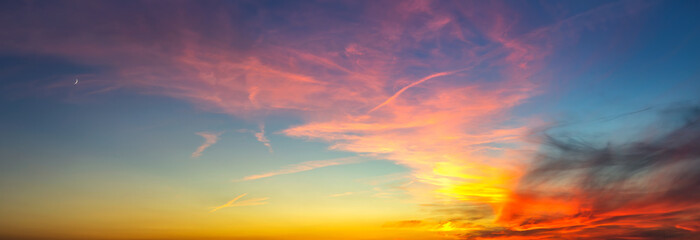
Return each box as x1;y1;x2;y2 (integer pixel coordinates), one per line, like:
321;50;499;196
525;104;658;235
74;78;79;85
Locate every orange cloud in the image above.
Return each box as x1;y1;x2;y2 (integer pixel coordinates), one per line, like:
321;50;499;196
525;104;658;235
283;83;533;204
210;193;269;212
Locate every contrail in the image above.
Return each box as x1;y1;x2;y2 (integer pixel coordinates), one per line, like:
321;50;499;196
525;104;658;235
368;69;466;113
236;157;362;181
210;193;247;212
191;132;222;158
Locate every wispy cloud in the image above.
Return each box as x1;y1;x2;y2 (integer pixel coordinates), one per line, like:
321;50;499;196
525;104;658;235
255;123;273;153
367;69;466;113
237;124;273;153
191;132;222;158
237;157;364;181
329;192;355;197
210;193;269;212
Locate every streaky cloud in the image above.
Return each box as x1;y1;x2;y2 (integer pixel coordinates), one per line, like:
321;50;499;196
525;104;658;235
367;69;466;113
191;131;223;158
210;193;269;212
329;192;355;197
255;123;273;153
236;157;364;181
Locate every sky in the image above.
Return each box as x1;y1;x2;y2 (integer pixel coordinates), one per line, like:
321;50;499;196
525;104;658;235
1;0;700;239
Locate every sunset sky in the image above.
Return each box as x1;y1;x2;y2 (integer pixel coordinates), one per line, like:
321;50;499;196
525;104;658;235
1;0;700;239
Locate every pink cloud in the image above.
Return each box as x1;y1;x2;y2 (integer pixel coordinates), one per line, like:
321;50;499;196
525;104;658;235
192;132;222;158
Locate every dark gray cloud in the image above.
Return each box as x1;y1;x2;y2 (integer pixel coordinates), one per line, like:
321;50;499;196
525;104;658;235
464;105;700;239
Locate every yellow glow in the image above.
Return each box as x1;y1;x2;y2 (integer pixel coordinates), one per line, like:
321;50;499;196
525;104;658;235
426;160;518;203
